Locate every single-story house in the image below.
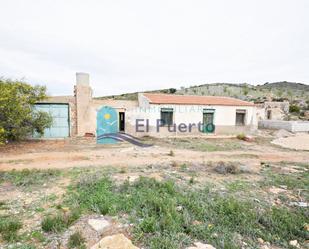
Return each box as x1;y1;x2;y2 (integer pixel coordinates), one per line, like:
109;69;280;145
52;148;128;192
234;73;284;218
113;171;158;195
35;73;257;138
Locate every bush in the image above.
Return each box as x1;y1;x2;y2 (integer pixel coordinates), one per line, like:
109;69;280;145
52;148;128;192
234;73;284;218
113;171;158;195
168;88;177;94
236;133;246;140
0;79;52;143
289;105;300;113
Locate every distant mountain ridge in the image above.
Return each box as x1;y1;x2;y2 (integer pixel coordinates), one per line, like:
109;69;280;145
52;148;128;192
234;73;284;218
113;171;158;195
96;81;309;102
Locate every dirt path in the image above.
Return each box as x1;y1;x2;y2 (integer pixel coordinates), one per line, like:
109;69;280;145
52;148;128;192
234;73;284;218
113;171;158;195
0;138;308;171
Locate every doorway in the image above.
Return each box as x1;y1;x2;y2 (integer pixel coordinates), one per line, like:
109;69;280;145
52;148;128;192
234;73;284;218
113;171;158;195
203;109;215;133
119;112;125;132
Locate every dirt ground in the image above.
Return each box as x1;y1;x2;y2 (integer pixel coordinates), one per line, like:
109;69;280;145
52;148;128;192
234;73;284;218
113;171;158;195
272;133;309;151
0;135;308;249
0;135;308;172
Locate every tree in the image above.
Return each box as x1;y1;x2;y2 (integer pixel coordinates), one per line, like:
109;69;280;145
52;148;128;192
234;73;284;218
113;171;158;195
0;79;52;143
168;88;177;94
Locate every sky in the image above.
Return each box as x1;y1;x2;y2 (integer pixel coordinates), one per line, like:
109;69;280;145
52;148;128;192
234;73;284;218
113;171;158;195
0;0;309;97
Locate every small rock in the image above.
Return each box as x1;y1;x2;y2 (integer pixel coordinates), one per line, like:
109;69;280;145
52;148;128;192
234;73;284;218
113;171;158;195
289;240;300;248
192;220;202;225
187;242;216;249
211;233;218;238
253;198;261;203
61;207;70;213
260;245;269;249
88;218;110;233
91;233;139;249
176;205;183;211
268;187;287;194
244;135;255;142
257;238;264;244
239;165;254;174
128;175;139;183
289;202;308;208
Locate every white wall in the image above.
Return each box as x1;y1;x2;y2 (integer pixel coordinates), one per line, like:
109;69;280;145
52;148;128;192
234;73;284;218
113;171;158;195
259;120;309;132
128;104;256;125
125;103;257;135
81;97;257;137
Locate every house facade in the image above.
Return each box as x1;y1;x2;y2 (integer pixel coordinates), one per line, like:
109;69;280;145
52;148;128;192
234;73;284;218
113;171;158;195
37;73;258;138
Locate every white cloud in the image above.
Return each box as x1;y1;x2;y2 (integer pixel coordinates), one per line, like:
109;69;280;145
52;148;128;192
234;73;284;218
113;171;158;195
0;0;308;96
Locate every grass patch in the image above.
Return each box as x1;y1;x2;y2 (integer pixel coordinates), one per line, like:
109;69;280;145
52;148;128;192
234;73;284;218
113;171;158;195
41;209;80;233
262;168;309;190
0;216;22;242
67;175;308;249
165;138;243;152
226;180;251;192
29;230;46;243
68;231;86;249
261;168;309;201
0;169;61;187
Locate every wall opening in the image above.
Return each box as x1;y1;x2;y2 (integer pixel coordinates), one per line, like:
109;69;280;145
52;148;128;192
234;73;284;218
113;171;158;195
203;109;215;133
119;112;125;132
236;109;246;126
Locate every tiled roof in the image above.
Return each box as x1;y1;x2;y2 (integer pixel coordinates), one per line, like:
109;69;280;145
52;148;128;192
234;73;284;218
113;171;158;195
143;93;254;106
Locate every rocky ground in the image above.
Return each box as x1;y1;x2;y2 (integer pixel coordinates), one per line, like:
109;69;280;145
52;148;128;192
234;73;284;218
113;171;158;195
0;131;308;249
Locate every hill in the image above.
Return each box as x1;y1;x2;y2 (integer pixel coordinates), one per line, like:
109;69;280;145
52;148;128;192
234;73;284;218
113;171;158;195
96;81;309;102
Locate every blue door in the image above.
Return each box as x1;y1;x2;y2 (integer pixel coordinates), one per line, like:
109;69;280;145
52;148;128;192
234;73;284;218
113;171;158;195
97;106;118;144
33;104;70;138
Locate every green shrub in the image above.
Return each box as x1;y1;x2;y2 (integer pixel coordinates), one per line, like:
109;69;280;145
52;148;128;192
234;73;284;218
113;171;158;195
0;79;52;143
41;215;66;232
41;209;80;233
0;217;22;241
236;133;246;140
289;105;300;113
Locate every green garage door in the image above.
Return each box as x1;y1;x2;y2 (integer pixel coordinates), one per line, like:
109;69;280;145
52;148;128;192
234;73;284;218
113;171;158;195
33;104;70;138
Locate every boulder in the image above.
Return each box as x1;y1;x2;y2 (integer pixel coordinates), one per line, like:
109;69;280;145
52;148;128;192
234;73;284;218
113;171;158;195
91;234;139;249
88;217;110;233
187;242;216;249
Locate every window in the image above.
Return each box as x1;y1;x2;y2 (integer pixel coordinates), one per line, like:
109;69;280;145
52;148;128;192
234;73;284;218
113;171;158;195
267;110;272;120
235;110;246;126
160;108;173;126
